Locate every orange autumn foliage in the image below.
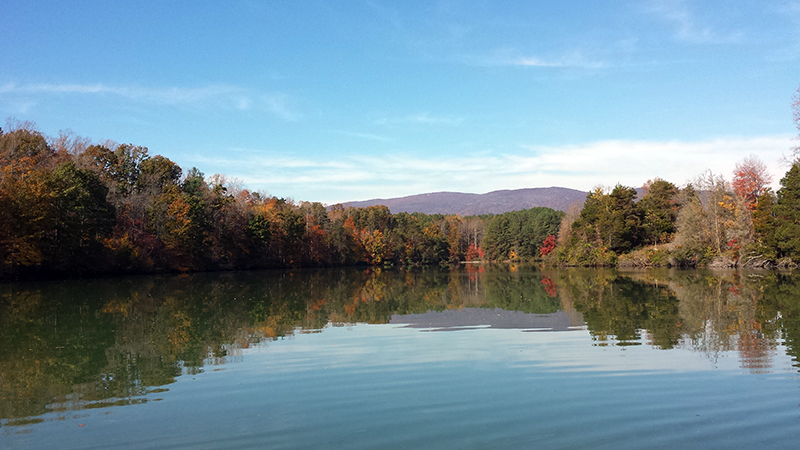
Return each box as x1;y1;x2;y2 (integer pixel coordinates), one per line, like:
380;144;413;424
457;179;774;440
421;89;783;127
732;155;772;211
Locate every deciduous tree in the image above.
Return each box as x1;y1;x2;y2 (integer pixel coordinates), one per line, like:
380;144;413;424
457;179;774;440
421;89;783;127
540;234;556;256
732;155;772;211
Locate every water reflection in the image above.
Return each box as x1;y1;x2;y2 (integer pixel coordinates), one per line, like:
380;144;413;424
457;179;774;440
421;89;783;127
2;266;800;425
552;270;789;370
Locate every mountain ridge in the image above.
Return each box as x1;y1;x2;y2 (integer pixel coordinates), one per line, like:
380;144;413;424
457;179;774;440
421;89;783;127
340;187;588;215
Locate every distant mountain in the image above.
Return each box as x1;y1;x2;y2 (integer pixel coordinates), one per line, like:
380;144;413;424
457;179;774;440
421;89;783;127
341;187;588;215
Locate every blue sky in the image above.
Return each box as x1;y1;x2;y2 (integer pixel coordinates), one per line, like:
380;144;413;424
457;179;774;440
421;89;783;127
2;1;799;204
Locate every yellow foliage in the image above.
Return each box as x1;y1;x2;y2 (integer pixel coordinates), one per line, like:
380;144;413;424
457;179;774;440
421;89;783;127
423;223;442;238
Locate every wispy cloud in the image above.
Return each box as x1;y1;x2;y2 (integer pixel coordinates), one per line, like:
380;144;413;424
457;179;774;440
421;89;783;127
376;112;464;126
1;82;245;104
187;135;794;205
0;82;300;120
646;0;742;44
192;151;352;170
472;48;607;70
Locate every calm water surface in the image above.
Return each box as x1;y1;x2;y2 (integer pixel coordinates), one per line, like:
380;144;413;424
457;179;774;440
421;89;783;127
2;266;799;449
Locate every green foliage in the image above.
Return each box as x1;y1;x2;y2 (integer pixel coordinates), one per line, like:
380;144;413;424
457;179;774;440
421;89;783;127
752;189;778;260
46;162;115;271
138;155;182;194
81;144;150;199
557;185;643;266
639;179;680;244
603;185;642;253
182;167;206;196
247;214;271;246
352;205;391;233
481;207;563;261
774;163;800;260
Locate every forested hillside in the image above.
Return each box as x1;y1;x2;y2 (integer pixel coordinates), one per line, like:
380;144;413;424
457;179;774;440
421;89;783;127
0;122;562;279
343;187;587;214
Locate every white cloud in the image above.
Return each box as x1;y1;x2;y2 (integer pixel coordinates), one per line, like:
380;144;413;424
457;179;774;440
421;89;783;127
191;135;795;205
518;136;791;189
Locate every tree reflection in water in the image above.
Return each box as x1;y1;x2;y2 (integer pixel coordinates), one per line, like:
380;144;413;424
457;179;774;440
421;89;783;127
1;266;799;424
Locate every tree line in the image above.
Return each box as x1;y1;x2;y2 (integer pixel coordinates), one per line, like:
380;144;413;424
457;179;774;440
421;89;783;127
548;85;800;268
6;80;800;277
0;121;562;279
552;154;800;268
552;158;790;268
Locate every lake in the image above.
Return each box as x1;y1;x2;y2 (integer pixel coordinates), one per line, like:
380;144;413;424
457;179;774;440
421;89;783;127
2;265;799;449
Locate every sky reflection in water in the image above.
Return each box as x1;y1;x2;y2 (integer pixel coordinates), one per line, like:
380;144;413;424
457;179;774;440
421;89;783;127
1;266;800;449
